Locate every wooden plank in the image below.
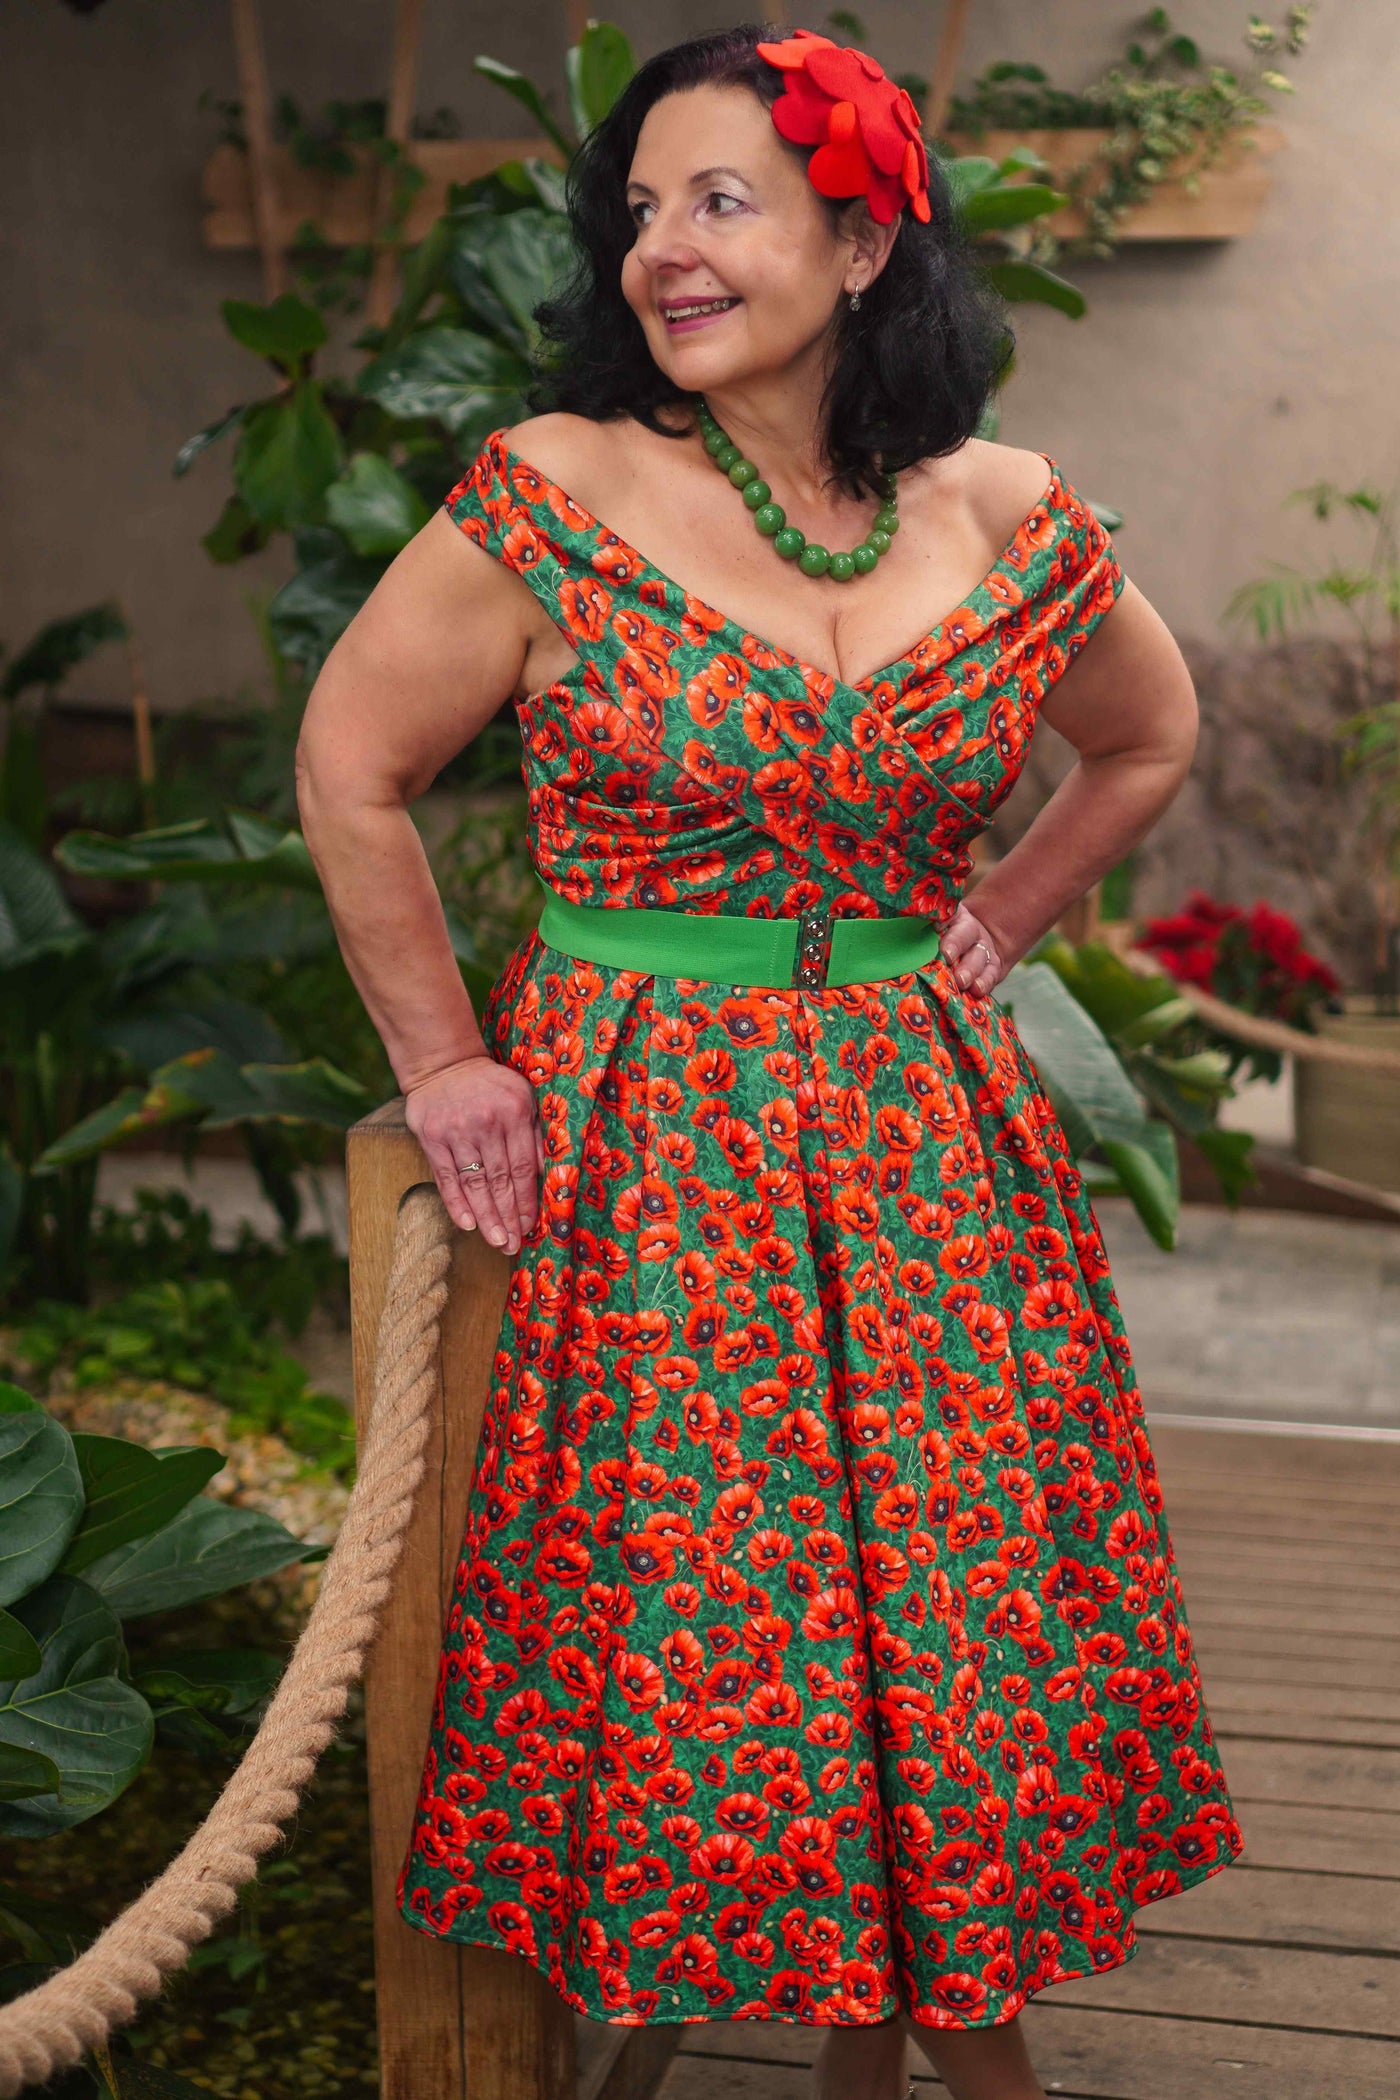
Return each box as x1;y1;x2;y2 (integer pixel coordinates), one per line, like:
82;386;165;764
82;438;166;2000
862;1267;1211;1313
349;1101;575;2100
1208;1679;1400;1728
1211;1712;1400;1750
1043;1933;1400;2038
1186;1601;1400;1640
1134;1862;1400;1953
1232;1801;1400;1876
203;137;565;249
938;125;1287;241
1018;2003;1400;2100
674;2010;1400;2100
580;2026;682;2100
1218;1737;1400;1811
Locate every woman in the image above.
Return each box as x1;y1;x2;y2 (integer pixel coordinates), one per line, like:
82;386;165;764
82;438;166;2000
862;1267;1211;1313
297;24;1242;2100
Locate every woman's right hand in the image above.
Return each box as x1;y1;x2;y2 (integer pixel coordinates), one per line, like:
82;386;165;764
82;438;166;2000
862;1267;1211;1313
404;1054;546;1256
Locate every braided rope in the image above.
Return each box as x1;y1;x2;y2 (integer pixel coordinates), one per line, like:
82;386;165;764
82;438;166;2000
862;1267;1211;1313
0;1184;454;2098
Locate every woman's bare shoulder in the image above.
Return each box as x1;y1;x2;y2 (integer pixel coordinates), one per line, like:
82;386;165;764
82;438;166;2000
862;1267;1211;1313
956;437;1058;542
500;412;624;490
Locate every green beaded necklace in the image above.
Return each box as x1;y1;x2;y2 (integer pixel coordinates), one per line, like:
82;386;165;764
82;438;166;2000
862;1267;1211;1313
694;397;898;582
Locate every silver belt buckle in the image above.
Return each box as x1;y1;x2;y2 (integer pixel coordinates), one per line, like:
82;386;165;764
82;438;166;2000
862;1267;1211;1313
793;906;833;991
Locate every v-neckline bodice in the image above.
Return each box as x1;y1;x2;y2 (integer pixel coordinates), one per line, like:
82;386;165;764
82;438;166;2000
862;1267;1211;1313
499;436;1063;701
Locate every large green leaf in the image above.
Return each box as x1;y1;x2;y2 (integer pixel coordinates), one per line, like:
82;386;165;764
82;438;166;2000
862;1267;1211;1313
471;211;576;356
36;1077;204;1168
960;181;1066;234
0;1386;84;1611
1;605;127;702
0;1612;41;1683
222;293;328;370
0;1575;153;1837
0;822;89;972
201;492;271;564
59;1439;224;1575
356;326;529;440
39;1047;367;1167
1193;1125;1258;1207
1000;959;1179;1248
1100;1121;1180;1253
97;987;289;1073
565;20;635;137
0;1739;60;1805
233;383;345;531
267;545;388;672
82;1496;315;1618
325;452;431;556
472;54;576;158
1039;936;1184;1042
0;716;46;847
57;813;322;893
982;257;1087;318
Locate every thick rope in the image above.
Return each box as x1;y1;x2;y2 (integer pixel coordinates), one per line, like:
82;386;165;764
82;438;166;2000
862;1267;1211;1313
0;1183;454;2098
1125;948;1400;1074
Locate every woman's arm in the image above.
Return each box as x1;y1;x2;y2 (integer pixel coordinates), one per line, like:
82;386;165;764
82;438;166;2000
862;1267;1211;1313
295;509;548;1253
941;577;1198;994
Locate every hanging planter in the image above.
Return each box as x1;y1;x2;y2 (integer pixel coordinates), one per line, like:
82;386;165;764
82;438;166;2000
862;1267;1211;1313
938;122;1285;241
201;137;565;253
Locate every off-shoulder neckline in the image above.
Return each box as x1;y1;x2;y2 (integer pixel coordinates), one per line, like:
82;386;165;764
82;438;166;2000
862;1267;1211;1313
487;432;1064;700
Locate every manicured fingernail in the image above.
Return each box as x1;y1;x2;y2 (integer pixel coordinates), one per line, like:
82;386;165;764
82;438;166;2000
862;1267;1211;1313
488;1229;505;1246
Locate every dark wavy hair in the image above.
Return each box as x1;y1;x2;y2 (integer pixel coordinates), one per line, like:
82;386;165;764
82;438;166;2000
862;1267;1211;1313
528;23;1011;499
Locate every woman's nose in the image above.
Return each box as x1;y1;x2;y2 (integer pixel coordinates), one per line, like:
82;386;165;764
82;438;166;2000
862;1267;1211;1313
632;206;703;277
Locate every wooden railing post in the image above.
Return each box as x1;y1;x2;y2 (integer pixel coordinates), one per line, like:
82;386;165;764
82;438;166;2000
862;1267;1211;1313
347;1100;577;2100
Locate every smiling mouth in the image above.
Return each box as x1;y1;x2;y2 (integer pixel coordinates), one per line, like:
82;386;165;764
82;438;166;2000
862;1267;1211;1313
660;296;741;327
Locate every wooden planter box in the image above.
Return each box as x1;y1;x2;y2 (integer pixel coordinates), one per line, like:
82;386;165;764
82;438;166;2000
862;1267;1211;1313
202;137;565;252
941;123;1285;239
1295;1000;1400;1193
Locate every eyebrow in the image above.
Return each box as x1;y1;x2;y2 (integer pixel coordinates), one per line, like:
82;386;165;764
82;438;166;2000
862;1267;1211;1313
625;165;754;196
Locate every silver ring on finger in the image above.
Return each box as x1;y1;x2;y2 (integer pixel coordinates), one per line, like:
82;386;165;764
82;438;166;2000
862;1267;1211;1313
972;940;993;966
459;1160;484;1175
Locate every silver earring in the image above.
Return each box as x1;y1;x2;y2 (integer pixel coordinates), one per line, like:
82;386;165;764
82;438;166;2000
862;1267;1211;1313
849;286;862;312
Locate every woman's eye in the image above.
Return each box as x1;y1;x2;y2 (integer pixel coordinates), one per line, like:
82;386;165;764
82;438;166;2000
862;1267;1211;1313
629;200;654;226
705;192;742;216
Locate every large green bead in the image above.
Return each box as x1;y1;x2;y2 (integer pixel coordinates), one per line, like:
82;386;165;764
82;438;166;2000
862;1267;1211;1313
798;544;830;577
717;446;744;474
873;507;900;535
728;458;758;489
773;526;806;560
852;542;879;575
866;528;891;556
828;551;856;582
742;479;772;510
754;503;786;537
703;428;729;457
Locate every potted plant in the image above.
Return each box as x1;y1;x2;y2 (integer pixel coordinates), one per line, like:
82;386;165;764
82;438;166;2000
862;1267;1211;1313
940;6;1311;252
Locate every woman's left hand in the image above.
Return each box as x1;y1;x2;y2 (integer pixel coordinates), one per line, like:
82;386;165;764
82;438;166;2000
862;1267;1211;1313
941;904;1005;997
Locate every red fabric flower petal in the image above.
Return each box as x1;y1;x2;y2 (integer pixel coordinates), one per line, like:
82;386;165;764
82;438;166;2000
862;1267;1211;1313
758;32;930;224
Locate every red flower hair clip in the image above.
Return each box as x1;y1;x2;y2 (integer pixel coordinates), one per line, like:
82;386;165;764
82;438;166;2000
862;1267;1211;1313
755;27;931;226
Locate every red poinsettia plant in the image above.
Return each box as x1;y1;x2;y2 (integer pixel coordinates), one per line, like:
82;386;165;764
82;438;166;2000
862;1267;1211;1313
1142;891;1341;1032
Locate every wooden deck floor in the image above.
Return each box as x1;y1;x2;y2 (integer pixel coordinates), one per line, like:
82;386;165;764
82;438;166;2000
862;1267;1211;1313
590;1420;1400;2100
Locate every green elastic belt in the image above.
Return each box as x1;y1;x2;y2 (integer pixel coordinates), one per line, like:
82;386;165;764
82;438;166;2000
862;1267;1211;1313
535;877;945;992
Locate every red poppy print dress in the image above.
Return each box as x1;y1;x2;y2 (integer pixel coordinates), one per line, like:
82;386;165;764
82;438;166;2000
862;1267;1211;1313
397;430;1244;2030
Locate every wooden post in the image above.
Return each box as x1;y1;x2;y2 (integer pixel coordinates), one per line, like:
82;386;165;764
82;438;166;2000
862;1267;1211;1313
348;1101;576;2100
926;0;973;136
228;0;286;299
367;0;427;329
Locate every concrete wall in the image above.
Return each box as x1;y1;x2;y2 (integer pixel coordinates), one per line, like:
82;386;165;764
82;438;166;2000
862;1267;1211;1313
2;2;1392;711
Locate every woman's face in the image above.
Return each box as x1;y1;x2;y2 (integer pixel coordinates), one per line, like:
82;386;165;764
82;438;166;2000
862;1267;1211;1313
621;83;870;394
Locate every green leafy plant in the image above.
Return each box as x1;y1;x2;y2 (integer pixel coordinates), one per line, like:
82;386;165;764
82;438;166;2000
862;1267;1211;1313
947;7;1312;257
1;605;130;848
0;1379;313;1839
0;1380;317;2095
0;815;368;1304
1225;474;1400;1002
1002;935;1253;1249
